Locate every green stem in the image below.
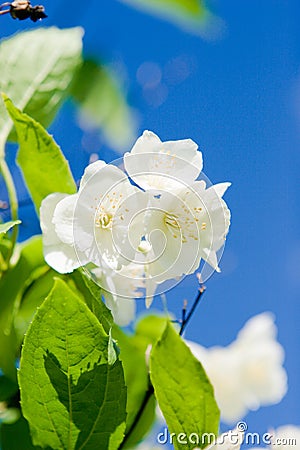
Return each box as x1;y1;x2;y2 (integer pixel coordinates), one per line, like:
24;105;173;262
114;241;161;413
0;156;19;267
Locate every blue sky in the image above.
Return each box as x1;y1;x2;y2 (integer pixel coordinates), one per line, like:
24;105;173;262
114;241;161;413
1;0;300;440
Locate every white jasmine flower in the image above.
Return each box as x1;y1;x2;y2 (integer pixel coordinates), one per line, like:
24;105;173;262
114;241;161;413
42;161;148;272
40;132;231;313
133;180;231;286
188;313;287;424
124;130;203;192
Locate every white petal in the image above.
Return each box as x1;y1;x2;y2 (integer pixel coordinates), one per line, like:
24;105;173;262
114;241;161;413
40;193;86;273
128;130;162;155
74;164;136;266
208;182;231;198
53;194;78;245
202;248;221;272
162;137;202;174
44;246;82;274
124;130;203;191
104;295;136;326
40;193;68;246
79;159;107;190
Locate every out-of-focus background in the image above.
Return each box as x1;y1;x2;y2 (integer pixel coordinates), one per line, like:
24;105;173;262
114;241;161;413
1;0;299;439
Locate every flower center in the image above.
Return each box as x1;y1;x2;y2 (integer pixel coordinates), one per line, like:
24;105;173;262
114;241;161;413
96;212;113;229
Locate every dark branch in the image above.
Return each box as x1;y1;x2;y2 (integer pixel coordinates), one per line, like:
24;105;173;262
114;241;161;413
119;381;154;449
179;285;206;336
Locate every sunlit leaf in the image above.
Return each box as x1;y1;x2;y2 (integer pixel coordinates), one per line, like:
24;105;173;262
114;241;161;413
135;314;169;344
0;220;21;240
0;27;83;152
150;323;220;450
19;279;127;450
118;0;211;34
15;268;113;351
70;59;137;151
70;269;113;334
3;96;76;212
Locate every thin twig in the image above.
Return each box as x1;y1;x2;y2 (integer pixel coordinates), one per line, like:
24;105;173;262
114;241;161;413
181;299;188;326
179;285;206;336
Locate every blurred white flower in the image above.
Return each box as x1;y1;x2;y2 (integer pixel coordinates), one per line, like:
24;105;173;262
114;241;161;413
0;402;20;424
124;130;203;192
249;425;300;450
188;313;287;424
270;425;300;450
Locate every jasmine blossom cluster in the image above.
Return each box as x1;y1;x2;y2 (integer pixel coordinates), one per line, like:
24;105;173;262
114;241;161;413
40;131;231;323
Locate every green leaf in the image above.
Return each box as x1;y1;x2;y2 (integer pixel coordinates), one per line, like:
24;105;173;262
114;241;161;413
15;268;113;350
112;327;156;448
0;220;21;238
70;269;113;334
0;236;46;379
0;236;13;260
150;323;220;450
111;315;169;447
14;269;56;345
0;27;83;151
19;278;127;450
3;96;76;212
70;59;137;151
119;0;210;34
135;314;170;344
